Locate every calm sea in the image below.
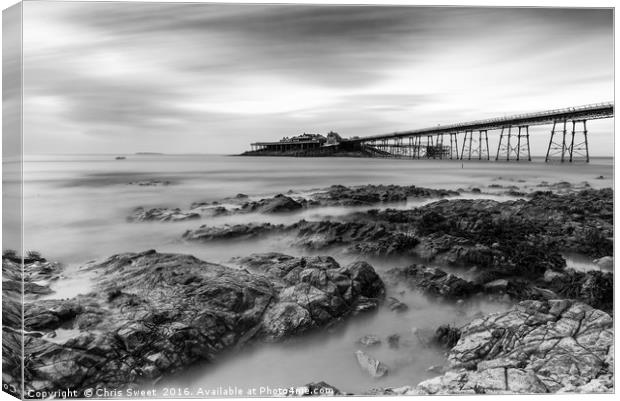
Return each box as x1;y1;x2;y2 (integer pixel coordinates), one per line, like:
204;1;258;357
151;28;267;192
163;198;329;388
2;154;613;393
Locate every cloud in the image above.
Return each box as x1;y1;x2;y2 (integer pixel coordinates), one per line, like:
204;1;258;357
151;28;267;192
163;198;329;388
21;2;613;155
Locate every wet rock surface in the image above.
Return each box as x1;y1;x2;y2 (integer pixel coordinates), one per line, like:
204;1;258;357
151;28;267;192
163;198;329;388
385;265;480;301
311;184;459;206
380;300;613;394
127;184;460;222
240;194;304;213
2;252;66;397
182;223;285;241
127;206;202;222
6;251;385;394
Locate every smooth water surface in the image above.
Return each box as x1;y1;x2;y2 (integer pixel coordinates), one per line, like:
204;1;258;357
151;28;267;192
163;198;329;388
8;154;613;393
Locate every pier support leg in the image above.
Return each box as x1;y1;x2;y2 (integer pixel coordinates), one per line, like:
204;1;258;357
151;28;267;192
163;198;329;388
484;130;490;160
546;119;573;162
496;126;514;161
496;127;504;161
567;120;590;163
449;133;459;160
438;134;444;159
506;126;512;161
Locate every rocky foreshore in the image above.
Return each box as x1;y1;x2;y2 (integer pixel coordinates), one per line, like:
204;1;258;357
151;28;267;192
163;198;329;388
3;182;614;396
183;188;613;313
375;299;613;394
127;184;459;222
3;251;384;395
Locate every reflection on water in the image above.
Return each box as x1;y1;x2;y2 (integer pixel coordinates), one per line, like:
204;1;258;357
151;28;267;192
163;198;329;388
15;154;613;393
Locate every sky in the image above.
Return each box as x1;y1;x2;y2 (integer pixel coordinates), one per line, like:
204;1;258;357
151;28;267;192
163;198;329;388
19;1;614;155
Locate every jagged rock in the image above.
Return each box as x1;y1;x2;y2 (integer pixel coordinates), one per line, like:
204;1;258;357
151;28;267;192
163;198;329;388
15;251;384;394
312;184;458;206
355;350;389;378
433;325;461;349
386;265;480;300
127;207;201;222
293;220;419;256
412;300;613;394
241;194;304;214
545;269;613;312
3;252;67;396
182;223;284;241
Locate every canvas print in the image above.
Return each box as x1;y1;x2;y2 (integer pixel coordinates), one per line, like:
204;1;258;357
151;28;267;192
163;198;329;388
1;1;615;398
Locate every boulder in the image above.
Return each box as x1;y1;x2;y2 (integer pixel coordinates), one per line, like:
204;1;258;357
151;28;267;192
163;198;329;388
127;207;201;222
182;223;284;242
241;194;303;214
386;265;480;301
413;300;613;394
16;251;385;394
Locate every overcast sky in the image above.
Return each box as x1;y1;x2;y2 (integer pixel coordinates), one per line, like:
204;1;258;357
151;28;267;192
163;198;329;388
21;2;613;155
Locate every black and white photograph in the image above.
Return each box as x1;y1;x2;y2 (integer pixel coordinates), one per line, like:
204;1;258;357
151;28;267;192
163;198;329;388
1;0;616;398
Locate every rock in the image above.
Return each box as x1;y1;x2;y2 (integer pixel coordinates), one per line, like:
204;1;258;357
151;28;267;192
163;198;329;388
301;381;342;396
593;256;613;270
387;334;400;349
16;251;385;394
412;300;613;394
182;223;284;242
355;350;389;378
241;194;303;214
127;207;201;222
386;265;480;301
483;279;509;291
312;184;458;207
127;180;171;186
543;269;565;282
387;297;408;312
545;269;613;312
357;335;381;347
293;220;420;256
433;325;461;348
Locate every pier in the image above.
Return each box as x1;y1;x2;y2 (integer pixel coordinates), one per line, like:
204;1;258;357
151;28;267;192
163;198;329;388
246;102;613;162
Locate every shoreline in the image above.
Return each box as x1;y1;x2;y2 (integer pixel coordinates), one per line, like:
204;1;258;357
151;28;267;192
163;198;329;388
3;181;614;397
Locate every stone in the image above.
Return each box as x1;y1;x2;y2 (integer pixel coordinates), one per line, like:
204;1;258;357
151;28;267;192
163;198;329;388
387;334;400;349
355;350;389;378
127;207;201;222
386;264;480;300
241;194;303;214
387;297;408;312
357;335;382;347
593;256;613;270
11;251;385;394
410;300;613;394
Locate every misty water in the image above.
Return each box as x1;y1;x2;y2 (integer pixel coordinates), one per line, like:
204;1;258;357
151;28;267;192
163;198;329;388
8;154;613;394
